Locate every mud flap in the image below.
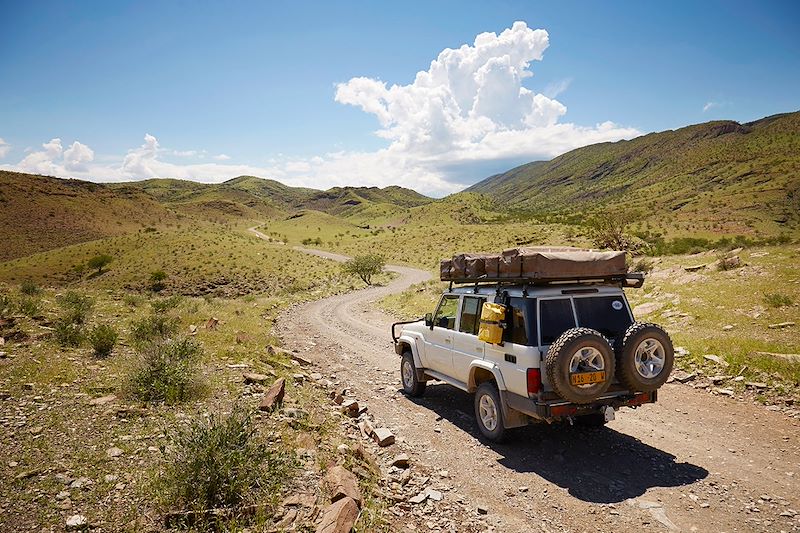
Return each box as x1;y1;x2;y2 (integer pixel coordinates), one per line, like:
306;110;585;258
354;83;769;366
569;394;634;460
603;405;616;422
498;389;529;429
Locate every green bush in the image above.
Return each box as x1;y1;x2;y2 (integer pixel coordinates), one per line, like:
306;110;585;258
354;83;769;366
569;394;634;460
130;314;180;347
342;254;386;285
20;280;41;296
631;257;655;273
88;324;118;357
128;337;202;403
17;296;40;317
1;292;15;318
53;318;84;347
123;293;143;307
763;292;794;308
57;291;94;325
160;405;294;517
149;270;168;292
151;295;183;314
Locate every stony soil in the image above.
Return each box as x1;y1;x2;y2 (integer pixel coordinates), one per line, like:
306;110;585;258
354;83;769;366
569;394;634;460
279;251;800;533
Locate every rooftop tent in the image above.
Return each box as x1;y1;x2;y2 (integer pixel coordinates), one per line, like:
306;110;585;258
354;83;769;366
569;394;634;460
441;247;627;282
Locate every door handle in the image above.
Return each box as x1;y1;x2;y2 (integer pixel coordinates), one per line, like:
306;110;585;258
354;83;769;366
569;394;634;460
475;346;483;351
444;338;451;343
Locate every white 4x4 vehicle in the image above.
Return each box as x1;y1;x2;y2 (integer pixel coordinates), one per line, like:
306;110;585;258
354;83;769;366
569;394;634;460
392;259;674;442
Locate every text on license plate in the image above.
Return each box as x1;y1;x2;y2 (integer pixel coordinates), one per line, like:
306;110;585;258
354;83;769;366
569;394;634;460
570;371;606;385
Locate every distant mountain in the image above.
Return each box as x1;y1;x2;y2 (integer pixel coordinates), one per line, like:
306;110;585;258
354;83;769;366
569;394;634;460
468;111;800;235
0;171;432;261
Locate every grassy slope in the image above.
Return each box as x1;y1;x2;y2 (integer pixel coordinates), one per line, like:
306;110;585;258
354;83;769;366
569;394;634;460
0;171;181;261
468;112;800;237
0;224;354;297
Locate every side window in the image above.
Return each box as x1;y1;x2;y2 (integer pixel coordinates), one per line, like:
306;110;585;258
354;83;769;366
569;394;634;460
539;298;576;345
506;297;536;346
459;296;484;335
434;295;459;330
574;296;633;340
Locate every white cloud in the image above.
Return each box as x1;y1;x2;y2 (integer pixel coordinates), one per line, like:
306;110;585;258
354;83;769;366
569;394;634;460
332;21;639;192
702;101;718;113
63;141;95;172
0;138;10;158
0;22;640;197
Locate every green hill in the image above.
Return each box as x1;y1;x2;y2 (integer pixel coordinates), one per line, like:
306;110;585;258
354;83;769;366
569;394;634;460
0;170;180;262
467;111;800;237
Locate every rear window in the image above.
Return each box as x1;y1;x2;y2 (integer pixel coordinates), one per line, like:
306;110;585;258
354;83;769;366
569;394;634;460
540;298;576;345
574;296;632;339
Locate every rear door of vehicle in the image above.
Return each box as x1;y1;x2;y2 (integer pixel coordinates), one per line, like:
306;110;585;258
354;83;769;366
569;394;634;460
423;294;460;374
451;295;485;383
537;297;578;390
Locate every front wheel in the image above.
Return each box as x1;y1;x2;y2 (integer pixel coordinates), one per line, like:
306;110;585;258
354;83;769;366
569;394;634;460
474;382;507;442
401;352;426;397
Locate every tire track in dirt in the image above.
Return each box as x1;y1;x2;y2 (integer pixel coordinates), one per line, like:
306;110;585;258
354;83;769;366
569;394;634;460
277;248;800;533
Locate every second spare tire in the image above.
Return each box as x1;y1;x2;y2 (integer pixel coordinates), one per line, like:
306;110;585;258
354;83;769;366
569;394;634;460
545;327;615;404
615;322;674;392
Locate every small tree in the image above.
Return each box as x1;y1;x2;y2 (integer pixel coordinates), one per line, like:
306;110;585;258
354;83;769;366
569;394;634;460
342;254;385;285
87;254;112;274
149;270;168;292
587;212;634;251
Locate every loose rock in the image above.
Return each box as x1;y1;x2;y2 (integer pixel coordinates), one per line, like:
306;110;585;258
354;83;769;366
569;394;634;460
66;514;88;531
372;427;395;447
316;497;359;533
323;465;363;506
259;377;285;411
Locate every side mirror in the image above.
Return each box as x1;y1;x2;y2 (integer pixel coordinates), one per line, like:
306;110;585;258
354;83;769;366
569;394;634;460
424;313;433;328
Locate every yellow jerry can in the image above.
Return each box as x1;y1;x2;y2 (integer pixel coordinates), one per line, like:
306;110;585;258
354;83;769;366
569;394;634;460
478;302;506;344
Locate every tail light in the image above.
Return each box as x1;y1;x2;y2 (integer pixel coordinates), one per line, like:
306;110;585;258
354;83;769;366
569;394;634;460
526;368;541;396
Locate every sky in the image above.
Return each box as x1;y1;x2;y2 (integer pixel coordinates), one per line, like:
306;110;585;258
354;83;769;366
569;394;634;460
0;1;798;196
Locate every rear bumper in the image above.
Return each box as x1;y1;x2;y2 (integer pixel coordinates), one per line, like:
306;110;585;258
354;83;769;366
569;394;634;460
504;389;657;421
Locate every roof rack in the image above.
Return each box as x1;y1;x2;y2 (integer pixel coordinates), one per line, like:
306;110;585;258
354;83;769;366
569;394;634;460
448;272;645;289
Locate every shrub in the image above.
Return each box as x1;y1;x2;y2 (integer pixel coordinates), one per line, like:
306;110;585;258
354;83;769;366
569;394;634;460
57;291;94;325
88;324;118;357
151;295;183;314
53;318;84;347
342;254;386;285
763;292;794;308
87;254;113;274
1;292;15;318
631;257;655;273
128;337;202;403
149;270;168;292
20;280;41;296
130;314;180;347
123;293;143;307
17;296;40;317
160;405;294;516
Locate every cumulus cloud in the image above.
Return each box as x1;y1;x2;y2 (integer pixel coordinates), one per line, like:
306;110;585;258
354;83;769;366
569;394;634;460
333;20;638;189
0;138;10;158
1;22;640;196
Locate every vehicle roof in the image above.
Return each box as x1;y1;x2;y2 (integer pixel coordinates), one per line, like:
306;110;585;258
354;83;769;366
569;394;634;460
449;283;625;298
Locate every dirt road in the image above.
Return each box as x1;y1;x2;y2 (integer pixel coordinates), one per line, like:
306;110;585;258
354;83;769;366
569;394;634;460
278;253;800;532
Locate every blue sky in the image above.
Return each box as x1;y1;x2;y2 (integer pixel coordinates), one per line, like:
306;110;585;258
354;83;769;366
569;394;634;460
0;0;798;195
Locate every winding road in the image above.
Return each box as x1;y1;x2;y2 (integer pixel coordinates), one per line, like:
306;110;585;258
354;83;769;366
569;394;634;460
275;248;800;533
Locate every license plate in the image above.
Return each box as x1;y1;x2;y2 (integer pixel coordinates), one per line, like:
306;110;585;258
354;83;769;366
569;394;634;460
570;371;606;385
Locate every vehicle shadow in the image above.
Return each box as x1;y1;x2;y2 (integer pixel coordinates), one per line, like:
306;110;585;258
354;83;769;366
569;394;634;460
407;383;708;504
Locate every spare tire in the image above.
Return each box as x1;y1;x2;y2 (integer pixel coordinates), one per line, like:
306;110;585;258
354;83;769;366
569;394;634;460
545;328;615;404
615;322;674;392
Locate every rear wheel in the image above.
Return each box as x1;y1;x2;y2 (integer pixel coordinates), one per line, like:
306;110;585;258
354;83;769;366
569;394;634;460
474;382;507;442
400;352;426;397
545;328;615;404
615;323;674;392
